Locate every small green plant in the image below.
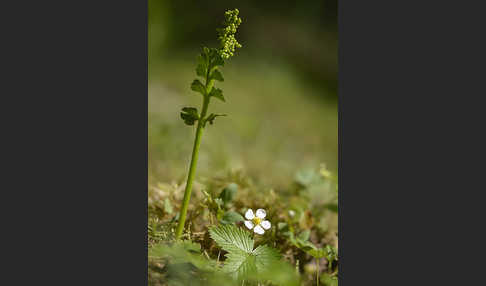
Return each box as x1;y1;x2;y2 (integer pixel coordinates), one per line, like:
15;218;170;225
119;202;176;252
209;224;299;285
175;9;243;240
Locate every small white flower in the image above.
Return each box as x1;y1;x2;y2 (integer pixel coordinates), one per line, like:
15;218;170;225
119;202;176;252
244;208;271;235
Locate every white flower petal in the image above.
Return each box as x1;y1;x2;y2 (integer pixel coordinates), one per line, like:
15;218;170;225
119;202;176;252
260;220;271;230
245;209;255;220
244;220;254;230
256;209;266;219
253;225;265;235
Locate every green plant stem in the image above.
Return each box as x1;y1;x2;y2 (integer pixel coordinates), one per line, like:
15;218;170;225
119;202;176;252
175;88;211;240
316;259;319;286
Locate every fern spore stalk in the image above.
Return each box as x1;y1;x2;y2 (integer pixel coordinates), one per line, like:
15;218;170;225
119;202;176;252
175;96;209;239
175;9;242;240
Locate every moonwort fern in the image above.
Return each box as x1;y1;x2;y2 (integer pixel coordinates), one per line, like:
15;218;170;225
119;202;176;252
175;9;243;239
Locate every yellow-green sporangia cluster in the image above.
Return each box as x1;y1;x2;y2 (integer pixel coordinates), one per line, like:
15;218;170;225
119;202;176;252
217;9;242;60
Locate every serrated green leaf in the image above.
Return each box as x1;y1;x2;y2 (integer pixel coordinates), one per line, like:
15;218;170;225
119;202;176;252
209;88;225;102
210;69;224;81
210;225;286;282
219;243;282;282
252;245;282;273
190;79;206;95
220;211;244;224
209;224;254;254
180;107;199;126
219;183;238;204
222;251;256;279
249;246;294;285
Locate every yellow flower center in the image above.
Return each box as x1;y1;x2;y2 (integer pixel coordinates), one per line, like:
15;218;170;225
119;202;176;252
252;217;262;225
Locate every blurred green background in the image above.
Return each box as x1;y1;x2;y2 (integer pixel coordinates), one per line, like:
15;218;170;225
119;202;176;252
149;0;338;189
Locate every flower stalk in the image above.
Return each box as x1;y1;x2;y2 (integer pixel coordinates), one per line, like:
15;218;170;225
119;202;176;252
174;96;209;239
175;9;242;240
